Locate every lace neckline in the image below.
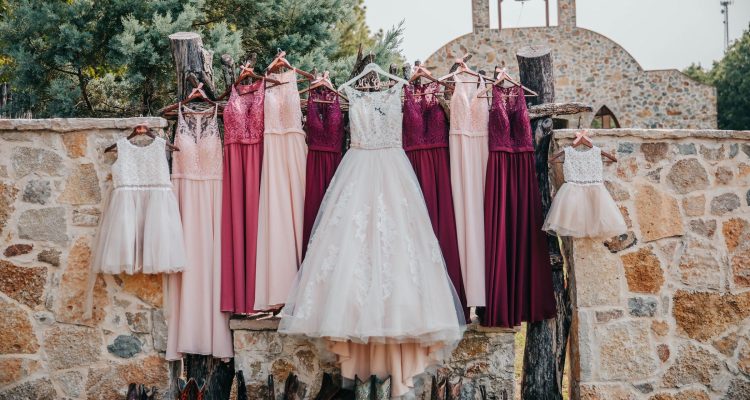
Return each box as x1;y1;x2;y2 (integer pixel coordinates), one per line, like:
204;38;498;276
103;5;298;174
121;136;162;149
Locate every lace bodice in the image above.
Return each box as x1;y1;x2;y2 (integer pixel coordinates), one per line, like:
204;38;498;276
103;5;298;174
112;137;171;188
563;146;603;185
402;82;449;150
223;80;265;145
265;70;304;136
449;74;488;137
488;85;534;152
172;104;222;180
305;89;344;152
343;82;405;150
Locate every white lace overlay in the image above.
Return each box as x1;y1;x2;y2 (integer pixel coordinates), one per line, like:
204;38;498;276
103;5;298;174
563;146;603;185
279;83;466;347
112;137;171;188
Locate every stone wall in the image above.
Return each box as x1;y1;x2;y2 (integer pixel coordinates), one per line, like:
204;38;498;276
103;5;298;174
425;1;717;130
555;129;750;400
0;119;171;399
231;321;516;400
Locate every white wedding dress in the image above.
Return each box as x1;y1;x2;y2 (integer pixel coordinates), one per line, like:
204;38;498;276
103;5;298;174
279;81;466;396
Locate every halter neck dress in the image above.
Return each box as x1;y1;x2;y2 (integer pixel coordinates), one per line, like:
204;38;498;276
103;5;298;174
448;73;489;307
220;79;265;314
402;82;467;319
302;88;344;257
167;104;232;360
255;70;308;310
280;81;465;397
482;85;556;328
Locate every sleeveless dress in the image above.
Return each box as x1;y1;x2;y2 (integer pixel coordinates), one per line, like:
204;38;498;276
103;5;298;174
92;136;185;275
448;74;489;307
403;82;467;319
302;89;344;257
220;79;265;314
482;85;556;328
543;146;627;237
255;70;308;310
166;104;233;360
279;81;465;397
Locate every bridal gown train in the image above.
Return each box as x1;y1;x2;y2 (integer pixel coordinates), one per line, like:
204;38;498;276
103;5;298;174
279;81;466;397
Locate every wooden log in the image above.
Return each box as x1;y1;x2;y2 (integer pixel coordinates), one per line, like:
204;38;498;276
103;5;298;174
516;46;572;400
169;32;217;100
528;102;593;119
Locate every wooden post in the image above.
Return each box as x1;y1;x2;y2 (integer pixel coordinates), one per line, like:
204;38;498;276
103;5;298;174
516;45;572;400
169;32;217;100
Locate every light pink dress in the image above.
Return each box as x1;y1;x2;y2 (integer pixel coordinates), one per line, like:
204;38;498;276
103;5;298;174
166;104;232;360
449;74;489;307
254;70;307;310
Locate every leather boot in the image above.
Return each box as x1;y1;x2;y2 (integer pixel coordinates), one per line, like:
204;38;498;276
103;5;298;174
447;378;462;400
314;372;340;400
430;375;447;400
126;383;139;400
283;373;306;400
177;378;199;400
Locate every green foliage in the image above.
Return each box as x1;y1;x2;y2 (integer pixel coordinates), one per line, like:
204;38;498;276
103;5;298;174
1;0;398;117
684;24;750;130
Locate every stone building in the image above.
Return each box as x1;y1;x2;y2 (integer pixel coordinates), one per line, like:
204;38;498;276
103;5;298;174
425;0;718;130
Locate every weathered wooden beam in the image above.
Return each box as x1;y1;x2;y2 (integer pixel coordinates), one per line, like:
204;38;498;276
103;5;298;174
528;102;593;119
169;32;217;100
517;45;572;400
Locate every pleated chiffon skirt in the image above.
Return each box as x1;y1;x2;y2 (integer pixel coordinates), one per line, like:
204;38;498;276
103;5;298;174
220;143;263;314
483;151;556;328
255;132;307;310
406;146;468;319
448;134;488;307
166;178;232;360
302;149;342;257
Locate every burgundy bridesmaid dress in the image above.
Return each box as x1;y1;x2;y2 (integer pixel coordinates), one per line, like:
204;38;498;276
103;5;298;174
220;80;265;314
482;85;556;328
302;89;344;257
402;82;467;317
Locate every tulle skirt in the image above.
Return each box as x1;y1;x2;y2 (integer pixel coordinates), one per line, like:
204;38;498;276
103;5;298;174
279;147;466;395
92;187;186;275
543;182;628;238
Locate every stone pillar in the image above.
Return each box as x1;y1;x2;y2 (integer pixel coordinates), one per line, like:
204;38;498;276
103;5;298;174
472;0;490;32
558;0;576;28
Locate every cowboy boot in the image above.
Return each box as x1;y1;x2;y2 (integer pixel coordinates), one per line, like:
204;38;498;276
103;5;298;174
177;378;199;400
373;376;390;400
314;372;340;400
126;383;139;400
354;376;372;400
195;378;207;400
447;378;462;400
230;370;249;400
430;375;447;400
267;374;276;400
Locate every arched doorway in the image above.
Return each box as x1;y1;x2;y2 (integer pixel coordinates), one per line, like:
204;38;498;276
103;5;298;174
591;105;620;129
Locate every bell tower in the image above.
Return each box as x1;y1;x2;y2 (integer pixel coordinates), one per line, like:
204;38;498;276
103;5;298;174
558;0;577;28
472;0;490;32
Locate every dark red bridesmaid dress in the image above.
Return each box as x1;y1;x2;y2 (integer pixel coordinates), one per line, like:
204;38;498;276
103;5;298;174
482;85;556;328
402;82;468;318
220;80;264;314
301;89;344;257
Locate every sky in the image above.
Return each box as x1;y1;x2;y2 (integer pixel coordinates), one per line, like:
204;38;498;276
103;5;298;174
362;0;750;71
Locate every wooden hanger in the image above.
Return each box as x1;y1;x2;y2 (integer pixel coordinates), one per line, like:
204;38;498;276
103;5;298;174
299;71;348;103
338;62;408;91
476;66;539;98
409;60;451;92
104;124;180;153
549;130;617;163
265;50;315;80
437;56;497;84
217;62;283;100
161;83;217;117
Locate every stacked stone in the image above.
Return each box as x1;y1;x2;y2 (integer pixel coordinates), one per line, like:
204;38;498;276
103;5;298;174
561;129;750;400
0;119;170;399
231;319;516;400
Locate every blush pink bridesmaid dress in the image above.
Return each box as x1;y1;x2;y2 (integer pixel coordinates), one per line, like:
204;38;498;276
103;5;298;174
449;73;489;307
166;104;232;360
254;70;307;310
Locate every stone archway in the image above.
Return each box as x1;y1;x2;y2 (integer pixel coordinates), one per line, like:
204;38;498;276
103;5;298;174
591;105;620;129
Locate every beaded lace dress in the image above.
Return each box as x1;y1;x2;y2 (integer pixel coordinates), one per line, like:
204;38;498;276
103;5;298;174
279;81;465;397
166;104;233;360
543;145;627;237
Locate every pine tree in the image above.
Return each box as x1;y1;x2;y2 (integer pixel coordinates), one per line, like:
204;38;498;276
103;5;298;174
684;23;750;130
